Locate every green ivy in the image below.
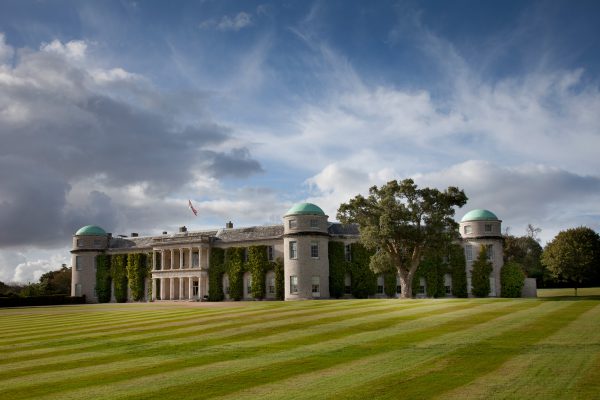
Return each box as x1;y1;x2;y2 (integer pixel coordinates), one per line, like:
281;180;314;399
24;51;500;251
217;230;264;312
348;243;377;298
248;245;268;300
224;247;245;301
208;248;225;301
383;272;397;297
328;241;347;298
501;261;525;298
414;254;446;298
126;253;148;301
471;247;493;297
273;257;284;300
449;243;468;298
95;254;112;303
110;254;128;303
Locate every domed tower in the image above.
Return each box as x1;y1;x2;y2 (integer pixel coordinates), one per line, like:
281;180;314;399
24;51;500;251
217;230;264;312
460;209;503;297
71;225;109;302
283;203;330;300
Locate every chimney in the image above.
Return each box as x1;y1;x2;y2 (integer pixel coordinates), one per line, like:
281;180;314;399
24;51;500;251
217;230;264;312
225;221;234;229
162;231;168;235
131;232;138;237
179;226;187;233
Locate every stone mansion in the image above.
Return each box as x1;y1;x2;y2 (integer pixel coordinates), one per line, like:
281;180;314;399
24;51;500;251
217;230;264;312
71;203;534;302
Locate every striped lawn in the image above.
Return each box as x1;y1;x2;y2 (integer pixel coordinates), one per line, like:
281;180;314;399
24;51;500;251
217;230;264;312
1;298;598;400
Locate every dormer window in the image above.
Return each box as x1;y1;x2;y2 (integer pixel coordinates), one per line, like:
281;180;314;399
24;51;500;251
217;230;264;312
289;219;297;229
310;219;319;228
485;224;492;233
464;225;472;234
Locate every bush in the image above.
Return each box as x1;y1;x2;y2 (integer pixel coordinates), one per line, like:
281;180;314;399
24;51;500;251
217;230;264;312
225;247;245;301
208;248;225;301
110;254;128;303
273;257;284;300
96;254;112;303
248;246;268;300
0;295;86;307
349;243;377;298
328;241;347;298
449;244;468;298
127;253;148;301
501;261;526;298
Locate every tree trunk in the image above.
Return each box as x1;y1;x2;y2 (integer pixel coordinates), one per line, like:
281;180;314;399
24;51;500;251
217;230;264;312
398;270;411;299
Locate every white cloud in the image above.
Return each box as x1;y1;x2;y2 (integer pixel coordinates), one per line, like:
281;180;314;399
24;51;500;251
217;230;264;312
200;12;253;32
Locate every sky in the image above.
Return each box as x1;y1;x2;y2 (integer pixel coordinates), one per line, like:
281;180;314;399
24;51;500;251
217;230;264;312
1;0;600;284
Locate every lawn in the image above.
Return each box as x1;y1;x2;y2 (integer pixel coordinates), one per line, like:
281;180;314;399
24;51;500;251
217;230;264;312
1;298;599;400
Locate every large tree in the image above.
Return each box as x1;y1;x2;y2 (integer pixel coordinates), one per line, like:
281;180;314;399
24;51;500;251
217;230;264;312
503;234;544;285
541;227;600;295
337;179;467;298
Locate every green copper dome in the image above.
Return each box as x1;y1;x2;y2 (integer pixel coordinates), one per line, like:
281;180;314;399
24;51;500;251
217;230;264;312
75;225;107;236
461;209;498;222
285;203;325;216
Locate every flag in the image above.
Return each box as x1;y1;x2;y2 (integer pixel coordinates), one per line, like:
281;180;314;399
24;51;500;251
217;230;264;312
188;200;198;216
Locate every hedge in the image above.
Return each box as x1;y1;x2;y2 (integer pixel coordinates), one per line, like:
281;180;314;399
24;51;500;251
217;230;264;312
501;261;525;298
449;243;468;298
127;253;149;301
110;254;129;303
273;257;284;300
95;254;112;303
0;295;86;308
248;246;269;300
208;248;225;301
328;241;347;298
471;247;493;297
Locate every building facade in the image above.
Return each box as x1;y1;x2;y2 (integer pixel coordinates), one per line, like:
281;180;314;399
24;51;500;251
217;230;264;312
71;203;530;302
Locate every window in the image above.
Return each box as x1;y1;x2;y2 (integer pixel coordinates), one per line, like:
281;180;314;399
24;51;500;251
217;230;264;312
290;275;298;293
345;244;352;261
310;219;319;228
77;239;83;246
93;239;101;246
289;219;297;229
247;277;252;296
344;274;351;294
75;256;82;271
243;248;248;262
418;285;425;294
465;245;473;261
193;281;199;297
155;254;162;270
464;225;472;234
397;285;402;294
485;224;492;233
75;283;82;297
268;277;275;294
289;241;297;259
487;244;494;260
445;285;452;295
310;241;319;258
267;246;274;261
312;276;320;296
192;252;199;267
93;286;97;298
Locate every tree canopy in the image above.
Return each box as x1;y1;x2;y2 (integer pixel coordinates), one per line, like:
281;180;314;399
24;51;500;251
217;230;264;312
503;234;544;285
541;227;600;295
337;178;467;298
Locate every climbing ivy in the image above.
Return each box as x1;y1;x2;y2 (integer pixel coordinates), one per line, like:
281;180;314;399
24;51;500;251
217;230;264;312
126;253;148;301
471;247;493;297
273;257;284;300
328;241;347;298
95;254;112;303
449;243;468;298
384;272;397;298
248;245;268;300
224;247;245;301
208;248;225;301
348;243;377;298
110;254;128;303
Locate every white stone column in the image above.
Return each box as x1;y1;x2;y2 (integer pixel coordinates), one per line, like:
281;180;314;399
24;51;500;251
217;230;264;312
189;247;194;269
160;250;165;271
152;278;157;301
179;278;184;300
170;278;175;300
205;246;210;269
160;278;165;300
188;277;193;300
180;248;184;269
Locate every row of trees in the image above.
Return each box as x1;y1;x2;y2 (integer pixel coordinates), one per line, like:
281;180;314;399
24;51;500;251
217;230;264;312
0;265;71;297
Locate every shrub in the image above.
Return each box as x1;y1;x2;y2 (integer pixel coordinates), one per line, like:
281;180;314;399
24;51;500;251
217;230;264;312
110;254;128;303
95;254;112;303
248;246;268;300
328;241;347;298
501;261;526;298
127;253;148;301
449;244;468;298
471;247;493;297
273;257;284;300
208;248;225;301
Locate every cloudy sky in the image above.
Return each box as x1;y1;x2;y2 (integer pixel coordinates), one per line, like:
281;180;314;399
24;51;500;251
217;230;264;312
1;0;600;283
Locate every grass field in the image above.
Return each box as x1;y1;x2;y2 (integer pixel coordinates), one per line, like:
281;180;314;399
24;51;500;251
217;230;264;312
537;287;600;297
1;298;599;400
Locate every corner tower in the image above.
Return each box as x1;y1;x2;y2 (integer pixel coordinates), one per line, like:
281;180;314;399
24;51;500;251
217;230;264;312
459;209;503;297
71;225;109;302
283;203;330;300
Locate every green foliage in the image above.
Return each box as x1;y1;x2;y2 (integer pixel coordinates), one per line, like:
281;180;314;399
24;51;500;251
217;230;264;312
337;178;467;297
542;227;600;292
208;248;225;301
504;235;545;285
348;243;377;298
110;254;128;303
501;261;526;297
127;253;148;301
471;247;493;297
273;257;284;300
328;241;347;298
38;265;72;295
449;244;468;298
383;272;397;297
415;254;446;298
248;246;268;300
95;254;112;303
224;247;245;301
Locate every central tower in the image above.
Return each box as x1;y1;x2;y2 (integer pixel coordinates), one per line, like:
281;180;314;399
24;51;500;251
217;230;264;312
283;203;330;300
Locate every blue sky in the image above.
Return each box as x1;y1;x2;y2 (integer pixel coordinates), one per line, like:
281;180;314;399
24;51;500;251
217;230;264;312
1;0;600;283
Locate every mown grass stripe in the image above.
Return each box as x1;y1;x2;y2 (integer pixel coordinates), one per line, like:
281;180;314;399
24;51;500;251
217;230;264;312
1;301;488;399
329;300;595;399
